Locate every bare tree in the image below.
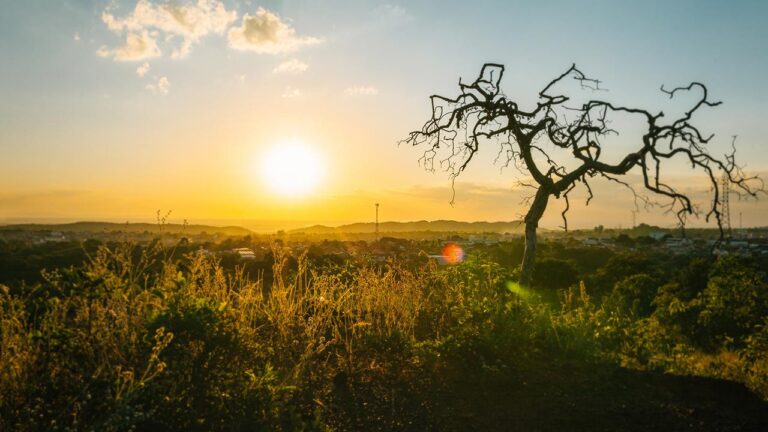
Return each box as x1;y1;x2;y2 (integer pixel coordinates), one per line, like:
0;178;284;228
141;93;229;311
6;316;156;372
403;63;763;286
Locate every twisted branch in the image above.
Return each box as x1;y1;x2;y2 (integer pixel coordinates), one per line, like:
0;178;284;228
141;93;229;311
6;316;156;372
401;63;763;238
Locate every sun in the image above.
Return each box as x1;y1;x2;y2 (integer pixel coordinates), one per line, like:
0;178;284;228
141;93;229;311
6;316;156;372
260;139;326;198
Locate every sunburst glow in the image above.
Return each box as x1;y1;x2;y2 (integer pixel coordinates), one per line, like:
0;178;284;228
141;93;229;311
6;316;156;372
260;140;326;198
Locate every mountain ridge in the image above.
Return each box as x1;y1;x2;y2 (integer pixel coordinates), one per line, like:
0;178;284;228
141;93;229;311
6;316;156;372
0;220;526;235
0;221;252;236
289;220;525;234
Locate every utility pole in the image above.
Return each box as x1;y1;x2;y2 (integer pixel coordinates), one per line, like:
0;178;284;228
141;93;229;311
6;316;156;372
375;203;379;241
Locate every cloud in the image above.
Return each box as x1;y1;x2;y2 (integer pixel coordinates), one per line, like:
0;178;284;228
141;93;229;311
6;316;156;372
136;62;150;77
157;76;171;94
228;7;321;54
100;0;236;60
97;31;162;61
344;85;379;96
273;58;308;74
281;86;301;98
73;32;80;42
377;4;408;20
146;76;171;95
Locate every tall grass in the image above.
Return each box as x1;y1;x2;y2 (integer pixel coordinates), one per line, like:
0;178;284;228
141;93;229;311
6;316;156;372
0;242;532;430
1;241;766;431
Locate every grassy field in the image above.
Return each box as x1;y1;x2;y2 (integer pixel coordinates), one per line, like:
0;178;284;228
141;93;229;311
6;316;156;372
1;241;767;431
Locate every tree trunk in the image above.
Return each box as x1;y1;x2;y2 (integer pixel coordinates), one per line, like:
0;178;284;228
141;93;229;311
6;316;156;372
519;189;550;286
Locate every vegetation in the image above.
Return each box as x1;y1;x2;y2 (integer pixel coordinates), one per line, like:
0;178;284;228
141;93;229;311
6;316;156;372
1;235;767;431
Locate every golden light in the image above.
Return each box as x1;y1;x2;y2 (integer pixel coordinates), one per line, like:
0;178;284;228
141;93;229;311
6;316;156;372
260;139;326;198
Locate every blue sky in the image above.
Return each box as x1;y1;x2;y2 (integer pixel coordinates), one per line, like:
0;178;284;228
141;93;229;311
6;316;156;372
1;0;767;228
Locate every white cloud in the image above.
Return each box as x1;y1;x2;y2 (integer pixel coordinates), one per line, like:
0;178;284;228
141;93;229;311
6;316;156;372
281;86;302;98
273;58;308;74
158;77;171;94
97;31;161;61
228;7;321;54
344;85;379;96
136;62;150;77
146;76;171;95
73;32;80;42
100;0;237;60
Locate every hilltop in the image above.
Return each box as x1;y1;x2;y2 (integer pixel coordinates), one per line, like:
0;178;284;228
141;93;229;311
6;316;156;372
0;221;253;236
290;220;525;235
0;220;528;240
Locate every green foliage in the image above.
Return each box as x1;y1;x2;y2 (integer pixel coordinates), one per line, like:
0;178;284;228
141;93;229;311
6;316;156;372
604;274;658;318
697;256;768;347
1;241;767;431
532;258;578;291
587;252;660;297
740;318;768;397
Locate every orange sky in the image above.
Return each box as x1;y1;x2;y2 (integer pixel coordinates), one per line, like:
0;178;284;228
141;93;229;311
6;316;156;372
1;1;767;230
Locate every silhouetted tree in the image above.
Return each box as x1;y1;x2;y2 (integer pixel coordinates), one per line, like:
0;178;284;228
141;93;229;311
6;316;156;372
404;63;763;286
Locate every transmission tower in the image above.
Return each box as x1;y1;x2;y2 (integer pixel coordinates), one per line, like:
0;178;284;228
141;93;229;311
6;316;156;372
721;173;732;238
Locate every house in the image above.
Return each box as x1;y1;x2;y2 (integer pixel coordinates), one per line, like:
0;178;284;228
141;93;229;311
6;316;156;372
232;248;257;260
36;231;66;244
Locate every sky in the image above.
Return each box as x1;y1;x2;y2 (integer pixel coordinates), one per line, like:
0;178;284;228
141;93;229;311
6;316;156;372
1;0;767;230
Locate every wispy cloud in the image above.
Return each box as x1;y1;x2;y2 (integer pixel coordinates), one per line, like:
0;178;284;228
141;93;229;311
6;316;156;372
146;76;170;95
344;85;379;96
100;0;236;60
281;86;302;98
273;58;308;74
136;62;150;77
376;4;409;20
228;7;321;54
0;189;93;207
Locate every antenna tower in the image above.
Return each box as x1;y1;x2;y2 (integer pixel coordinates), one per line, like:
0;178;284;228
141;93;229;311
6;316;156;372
721;173;732;238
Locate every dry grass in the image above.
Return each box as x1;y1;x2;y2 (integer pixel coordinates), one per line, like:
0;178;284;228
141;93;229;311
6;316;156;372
1;241;766;431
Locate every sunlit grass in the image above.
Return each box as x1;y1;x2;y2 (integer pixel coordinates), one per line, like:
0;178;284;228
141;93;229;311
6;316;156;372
0;242;766;430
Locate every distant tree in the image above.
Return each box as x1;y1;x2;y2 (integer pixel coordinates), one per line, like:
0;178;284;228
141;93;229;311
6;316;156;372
404;63;763;285
615;234;635;248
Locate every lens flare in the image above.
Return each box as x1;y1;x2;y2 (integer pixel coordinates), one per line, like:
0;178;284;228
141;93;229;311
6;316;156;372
441;242;465;265
506;281;532;301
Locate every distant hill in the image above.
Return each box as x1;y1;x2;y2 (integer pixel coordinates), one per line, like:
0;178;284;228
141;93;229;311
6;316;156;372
0;220;526;237
0;221;253;236
290;220;525;235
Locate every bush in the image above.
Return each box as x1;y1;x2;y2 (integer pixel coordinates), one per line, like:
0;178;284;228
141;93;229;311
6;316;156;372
532;258;578;291
604;274;658;318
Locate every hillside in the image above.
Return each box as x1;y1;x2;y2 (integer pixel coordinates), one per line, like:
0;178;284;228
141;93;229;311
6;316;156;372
290;220;525;235
0;221;253;236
